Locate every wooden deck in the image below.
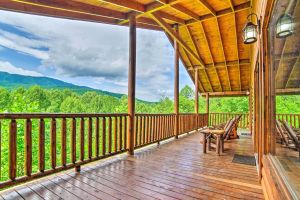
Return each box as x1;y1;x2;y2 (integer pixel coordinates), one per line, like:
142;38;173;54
0;132;264;200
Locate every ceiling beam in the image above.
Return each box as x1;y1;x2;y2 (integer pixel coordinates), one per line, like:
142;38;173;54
0;0;119;24
150;12;205;67
12;0;126;19
184;26;214;93
285;55;300;88
185;1;251;26
276;88;300;95
182;48;207;92
198;0;216;16
200;91;249;97
164;31;205;93
119;0;184;25
229;0;242;91
187;59;251;70
98;0;145;13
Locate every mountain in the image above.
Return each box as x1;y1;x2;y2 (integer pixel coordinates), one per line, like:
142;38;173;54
0;71;124;98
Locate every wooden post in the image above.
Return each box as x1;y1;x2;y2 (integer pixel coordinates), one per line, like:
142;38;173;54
128;15;136;155
174;24;179;139
195;69;199;114
249;92;253;134
206;93;209;114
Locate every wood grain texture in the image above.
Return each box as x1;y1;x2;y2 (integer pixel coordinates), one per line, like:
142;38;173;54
0;132;263;200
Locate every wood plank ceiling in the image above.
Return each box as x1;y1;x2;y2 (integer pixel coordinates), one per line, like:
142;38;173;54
0;0;253;94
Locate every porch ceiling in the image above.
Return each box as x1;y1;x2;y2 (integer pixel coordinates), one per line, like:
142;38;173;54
0;0;254;94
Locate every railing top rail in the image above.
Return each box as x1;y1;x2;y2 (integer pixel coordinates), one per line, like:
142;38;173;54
135;113;175;116
209;112;248;115
0;113;129;119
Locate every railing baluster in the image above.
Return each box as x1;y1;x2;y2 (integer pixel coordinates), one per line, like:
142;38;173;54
139;116;142;146
135;116;138;147
88;118;92;160
95;117;100;157
9;119;17;181
114;117;118;152
25;119;32;176
61;118;67;167
50;119;56;169
108;117;112;153
143;116;146;144
124;117;127;150
39;119;45;172
71;118;76;164
119;116;122;151
102;117;106;156
80;118;85;161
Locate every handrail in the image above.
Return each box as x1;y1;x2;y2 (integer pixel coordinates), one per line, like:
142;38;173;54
0;112;208;189
209;113;250;129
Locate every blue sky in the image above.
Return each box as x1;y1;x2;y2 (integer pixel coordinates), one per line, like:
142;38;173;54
0;10;193;101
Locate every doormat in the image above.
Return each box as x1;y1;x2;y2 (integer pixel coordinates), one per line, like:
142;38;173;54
240;133;251;136
232;154;256;166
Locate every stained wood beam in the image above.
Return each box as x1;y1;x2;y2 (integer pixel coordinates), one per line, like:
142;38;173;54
164;31;205;93
276;88;300;95
185;1;251;25
230;1;242;91
119;0;184;25
151;12;205;67
198;21;219;92
285;56;300;88
201;91;249;97
187;59;250;70
198;0;216;16
99;0;145;13
184;26;214;93
12;0;126;20
0;0;118;24
183;48;208;92
215;19;227;92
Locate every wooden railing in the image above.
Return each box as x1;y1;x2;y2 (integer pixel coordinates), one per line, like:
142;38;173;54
0;113;208;188
276;114;300;129
209;113;250;129
179;113;208;135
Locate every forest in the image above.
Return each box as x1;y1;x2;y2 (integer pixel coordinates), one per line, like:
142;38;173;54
0;85;299;182
0;85;299;114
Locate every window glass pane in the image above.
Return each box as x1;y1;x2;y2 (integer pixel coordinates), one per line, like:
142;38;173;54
269;0;300;197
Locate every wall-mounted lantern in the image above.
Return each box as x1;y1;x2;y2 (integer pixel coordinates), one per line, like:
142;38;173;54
243;13;260;44
276;13;294;38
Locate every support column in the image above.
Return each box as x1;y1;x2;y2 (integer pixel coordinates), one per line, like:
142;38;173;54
206;93;209;114
128;15;136;155
206;93;209;126
195;69;199;114
249;90;253;134
174;24;179;139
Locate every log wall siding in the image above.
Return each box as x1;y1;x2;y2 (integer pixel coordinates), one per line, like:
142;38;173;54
0;113;208;189
209;113;250;129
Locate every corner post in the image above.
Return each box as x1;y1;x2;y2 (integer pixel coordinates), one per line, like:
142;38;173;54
174;24;179;139
195;69;199;114
128;15;136;155
206;93;209;126
195;69;199;128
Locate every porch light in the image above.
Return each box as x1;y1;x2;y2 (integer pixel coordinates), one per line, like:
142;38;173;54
243;13;260;44
276;14;294;38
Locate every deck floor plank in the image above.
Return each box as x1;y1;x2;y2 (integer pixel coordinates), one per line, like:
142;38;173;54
0;132;264;200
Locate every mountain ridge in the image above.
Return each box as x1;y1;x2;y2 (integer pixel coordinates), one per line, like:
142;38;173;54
0;71;125;98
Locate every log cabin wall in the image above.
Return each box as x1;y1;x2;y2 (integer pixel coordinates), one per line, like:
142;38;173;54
252;0;300;199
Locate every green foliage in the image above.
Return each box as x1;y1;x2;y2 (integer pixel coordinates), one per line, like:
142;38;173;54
0;85;298;114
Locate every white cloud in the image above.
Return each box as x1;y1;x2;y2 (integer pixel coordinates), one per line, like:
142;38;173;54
0;10;192;101
0;61;43;77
